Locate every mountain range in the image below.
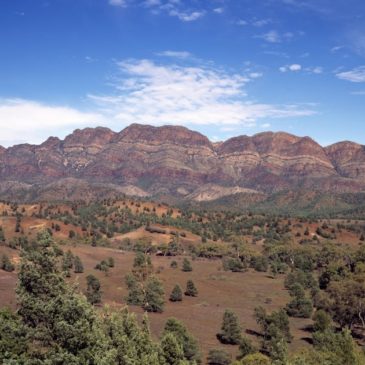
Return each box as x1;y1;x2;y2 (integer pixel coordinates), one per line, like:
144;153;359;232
0;123;364;209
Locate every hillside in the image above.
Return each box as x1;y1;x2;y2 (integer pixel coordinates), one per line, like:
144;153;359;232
0;124;364;206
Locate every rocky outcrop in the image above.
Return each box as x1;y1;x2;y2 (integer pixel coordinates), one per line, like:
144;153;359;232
0;124;364;201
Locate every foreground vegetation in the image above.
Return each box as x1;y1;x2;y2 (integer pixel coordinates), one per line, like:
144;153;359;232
0;198;365;364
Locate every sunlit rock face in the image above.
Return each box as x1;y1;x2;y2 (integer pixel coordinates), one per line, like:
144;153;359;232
0;124;364;200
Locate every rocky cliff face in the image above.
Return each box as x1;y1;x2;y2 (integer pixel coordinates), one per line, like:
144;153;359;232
0;124;364;201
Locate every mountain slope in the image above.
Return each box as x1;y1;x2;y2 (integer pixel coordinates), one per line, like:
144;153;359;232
0;123;364;202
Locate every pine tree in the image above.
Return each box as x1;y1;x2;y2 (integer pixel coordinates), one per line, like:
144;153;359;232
73;255;84;273
62;249;74;271
286;283;313;318
1;254;15;272
143;276;165;313
0;226;5;242
185;280;198;297
125;273;145;305
161;332;184;365
16;230;111;363
170;284;183;302
107;257;115;268
218;309;242;345
312;310;332;332
207;349;231;365
133;251;153;281
237;336;256;359
86;274;102;305
182;258;193;272
163;317;201;363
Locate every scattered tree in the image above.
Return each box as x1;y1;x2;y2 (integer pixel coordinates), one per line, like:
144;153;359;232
86;274;102;305
184;280;198;297
217;309;241;345
170;284;183;302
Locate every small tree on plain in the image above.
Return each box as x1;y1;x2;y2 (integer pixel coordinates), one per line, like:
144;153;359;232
218;309;242;345
185;280;198;297
74;255;84;273
1;254;15;272
170;284;183;302
86;274;102;305
143;276;165;313
182;258;192;272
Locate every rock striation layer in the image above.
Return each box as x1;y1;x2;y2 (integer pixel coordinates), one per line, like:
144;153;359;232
0;124;364;201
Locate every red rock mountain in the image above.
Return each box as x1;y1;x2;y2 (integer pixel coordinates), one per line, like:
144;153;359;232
0;124;364;201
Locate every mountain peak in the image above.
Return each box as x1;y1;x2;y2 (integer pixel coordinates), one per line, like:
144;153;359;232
63;126;115;147
116;123;213;148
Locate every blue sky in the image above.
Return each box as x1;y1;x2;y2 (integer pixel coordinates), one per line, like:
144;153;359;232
0;0;365;147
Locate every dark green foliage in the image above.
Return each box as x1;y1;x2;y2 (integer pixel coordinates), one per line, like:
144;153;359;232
161;332;184;365
250;255;268;272
133;251;153;280
73;255;84;273
207;349;231;365
86;274;102;305
62;249;74;271
170;260;178;269
143;276;165;313
170;284;183;302
312;329;365;365
107;257;114;267
326;277;365;329
254;306;292;362
217;309;241;345
286;296;313;318
0;226;5;242
184;280;198;297
182;258;193;272
163;317;201;363
237;336;256;359
1;254;15;272
222;257;245;272
15;231;111;363
286;283;313;318
0;308;28;362
95;260;109;273
15;215;21;233
101;310;166;365
284;270;316;290
312;310;332;332
125;273;145;305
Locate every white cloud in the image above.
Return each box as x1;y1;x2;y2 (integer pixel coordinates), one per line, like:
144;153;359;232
109;0;205;22
307;66;323;74
280;64;302;72
88;59;315;128
351;90;365;95
213;7;224;14
331;45;344;53
109;0;127;7
157;50;192;59
289;64;302;71
169;9;205;22
143;0;161;6
0;99;105;147
261;123;271;128
249;72;263;79
336;66;365;83
252;19;271;27
257;30;294;43
236;19;248;26
259;30;281;43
